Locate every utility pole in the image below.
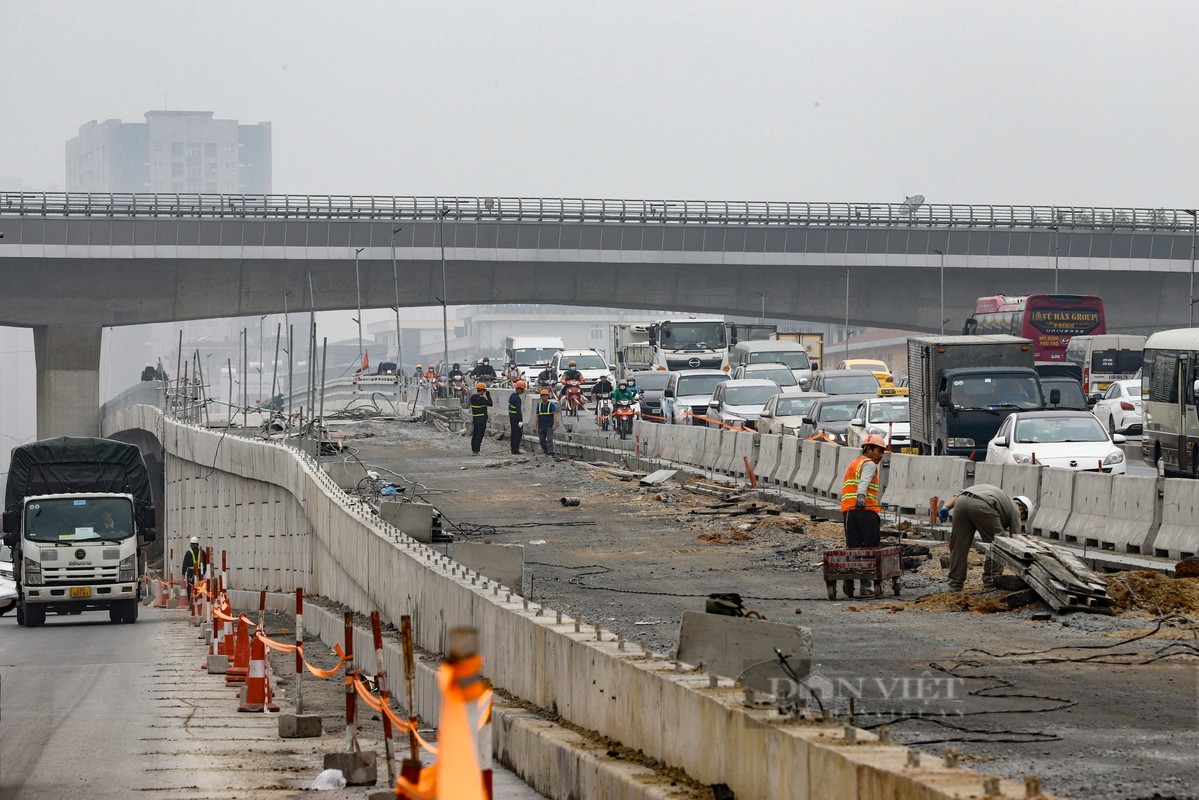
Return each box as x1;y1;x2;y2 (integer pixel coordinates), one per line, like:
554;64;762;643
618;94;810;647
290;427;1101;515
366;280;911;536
933;249;945;335
1186;210;1197;327
354;247;365;368
391;227;404;375
438;207;450;372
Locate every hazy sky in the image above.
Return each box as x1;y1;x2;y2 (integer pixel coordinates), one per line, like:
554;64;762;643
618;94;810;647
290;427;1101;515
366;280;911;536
3;1;1198;208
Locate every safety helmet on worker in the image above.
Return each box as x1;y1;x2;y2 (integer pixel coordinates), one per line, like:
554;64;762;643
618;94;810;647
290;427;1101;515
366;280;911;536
539;388;550;397
515;380;527;390
861;434;887;451
476;382;487;390
189;536;200;545
1012;495;1034;519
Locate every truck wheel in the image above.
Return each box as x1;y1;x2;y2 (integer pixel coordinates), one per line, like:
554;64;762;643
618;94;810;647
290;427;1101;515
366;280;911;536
109;606;123;623
16;603;26;627
122;600;139;624
25;605;46;627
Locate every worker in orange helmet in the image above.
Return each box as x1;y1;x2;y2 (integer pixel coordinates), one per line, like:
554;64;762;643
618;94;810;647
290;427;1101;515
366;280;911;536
839;433;887;597
468;382;493;456
507;380;527;455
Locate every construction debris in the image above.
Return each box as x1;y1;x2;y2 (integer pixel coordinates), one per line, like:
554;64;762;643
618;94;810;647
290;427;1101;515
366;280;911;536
1104;571;1199;616
639;469;679;487
990;535;1114;614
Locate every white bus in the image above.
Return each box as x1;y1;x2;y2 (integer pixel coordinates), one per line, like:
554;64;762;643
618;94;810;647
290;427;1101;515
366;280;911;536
1065;334;1146;396
1140;329;1199;476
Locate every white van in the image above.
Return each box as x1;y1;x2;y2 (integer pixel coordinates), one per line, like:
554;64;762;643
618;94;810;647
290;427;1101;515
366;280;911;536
729;340;813;387
1064;334;1146;396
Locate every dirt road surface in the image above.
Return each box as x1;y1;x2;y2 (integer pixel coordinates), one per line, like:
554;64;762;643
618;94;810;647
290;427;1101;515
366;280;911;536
330;417;1198;800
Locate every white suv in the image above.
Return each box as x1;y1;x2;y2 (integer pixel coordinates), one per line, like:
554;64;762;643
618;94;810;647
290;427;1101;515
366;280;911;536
549;350;611;389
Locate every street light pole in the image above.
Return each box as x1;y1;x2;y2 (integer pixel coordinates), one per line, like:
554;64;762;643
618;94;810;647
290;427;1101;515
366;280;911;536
438;207;450;372
844;268;850;362
354;247;365;368
757;291;766;324
283;291;292;417
1048;225;1060;293
1186;210;1198;327
391;227;404;374
933;249;945;335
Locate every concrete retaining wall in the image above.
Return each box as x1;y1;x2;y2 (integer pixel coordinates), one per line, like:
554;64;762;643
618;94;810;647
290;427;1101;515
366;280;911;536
1062;473;1160;553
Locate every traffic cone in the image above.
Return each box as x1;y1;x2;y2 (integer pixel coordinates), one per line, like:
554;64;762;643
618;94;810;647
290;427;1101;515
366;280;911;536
238;632;279;712
153;579;167;608
177;582;188;609
226;615;250;685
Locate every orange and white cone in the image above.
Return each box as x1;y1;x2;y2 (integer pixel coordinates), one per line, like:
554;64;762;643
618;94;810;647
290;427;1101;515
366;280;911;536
238;632;279;712
225;615;250;685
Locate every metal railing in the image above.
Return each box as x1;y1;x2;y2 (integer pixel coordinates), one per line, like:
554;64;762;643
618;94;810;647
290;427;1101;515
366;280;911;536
1;191;1194;231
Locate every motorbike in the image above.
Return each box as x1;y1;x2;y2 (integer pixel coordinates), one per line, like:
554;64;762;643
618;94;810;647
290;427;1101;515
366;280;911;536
613;398;636;439
562;378;585;417
595;392;613;431
449;375;467;404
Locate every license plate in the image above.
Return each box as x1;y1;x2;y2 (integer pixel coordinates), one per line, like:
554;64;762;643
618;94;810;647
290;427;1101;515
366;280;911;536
70;587;91;599
900;446;919;454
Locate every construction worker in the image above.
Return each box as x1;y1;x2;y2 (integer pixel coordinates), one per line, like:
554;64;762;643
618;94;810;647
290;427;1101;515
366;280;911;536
508;380;526;455
839;433;886;597
535;388;557;456
469;382;493;456
941;488;1033;592
181;536;209;603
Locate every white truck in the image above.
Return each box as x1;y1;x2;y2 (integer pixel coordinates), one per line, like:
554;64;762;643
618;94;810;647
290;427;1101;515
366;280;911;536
774;331;825;372
502;336;566;382
610;324;655;380
615;318;778;374
3;436;157;626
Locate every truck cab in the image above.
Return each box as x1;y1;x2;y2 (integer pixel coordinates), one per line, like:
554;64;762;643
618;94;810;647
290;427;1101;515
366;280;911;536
932;367;1044;456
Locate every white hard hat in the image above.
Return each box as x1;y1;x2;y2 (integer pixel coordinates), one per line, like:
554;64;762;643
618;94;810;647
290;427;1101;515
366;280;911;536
189;536;200;545
1012;496;1034;518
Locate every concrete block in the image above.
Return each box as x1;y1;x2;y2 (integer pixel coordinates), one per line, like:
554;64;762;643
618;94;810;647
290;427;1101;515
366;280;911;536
1064;472;1159;553
754;434;783;484
811;442;843;498
455;541;524;595
323;751;378;786
675;611;811;695
1153;478;1199;558
206;654;229;674
1031;466;1075;539
971;461;1004;487
278;712;322;738
378;500;434;543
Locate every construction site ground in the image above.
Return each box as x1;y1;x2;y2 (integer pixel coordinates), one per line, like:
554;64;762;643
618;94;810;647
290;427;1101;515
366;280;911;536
331;417;1198;800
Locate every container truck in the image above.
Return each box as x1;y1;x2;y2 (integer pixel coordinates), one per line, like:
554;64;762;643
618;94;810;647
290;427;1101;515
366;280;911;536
2;436;157;627
907;335;1043;456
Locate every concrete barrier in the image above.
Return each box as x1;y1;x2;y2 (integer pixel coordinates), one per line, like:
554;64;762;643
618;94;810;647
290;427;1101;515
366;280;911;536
1031;467;1075;540
1151;479;1199;559
1062;472;1160;553
774;436;802;487
730;431;757;478
716;428;739;474
699;427;724;475
811;442;844;498
1001;463;1043;509
971;462;1004;488
755;434;784;484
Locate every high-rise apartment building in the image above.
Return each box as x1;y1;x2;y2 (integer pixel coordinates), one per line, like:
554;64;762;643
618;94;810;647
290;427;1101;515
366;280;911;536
66;110;272;194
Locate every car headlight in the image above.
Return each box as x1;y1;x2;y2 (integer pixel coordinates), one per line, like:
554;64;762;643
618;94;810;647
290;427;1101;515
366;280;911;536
24;558;42;586
948;438;975;448
1104;451;1125;466
1012;453;1034;464
119;553;137;583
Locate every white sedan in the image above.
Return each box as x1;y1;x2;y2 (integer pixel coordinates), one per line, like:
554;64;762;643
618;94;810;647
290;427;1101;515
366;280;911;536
986;410;1127;474
1091;379;1143;435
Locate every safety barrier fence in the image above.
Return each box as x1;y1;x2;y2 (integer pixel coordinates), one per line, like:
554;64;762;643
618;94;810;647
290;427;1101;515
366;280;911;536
4;191;1195;231
105;402;1040;800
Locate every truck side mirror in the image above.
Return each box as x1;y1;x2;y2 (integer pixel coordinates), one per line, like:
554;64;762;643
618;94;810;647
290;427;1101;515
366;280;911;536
937;391;951;408
849;417;863;427
2;531;16;548
664;388;674;398
1049;388;1061;406
2;511;17;535
138;506;157;530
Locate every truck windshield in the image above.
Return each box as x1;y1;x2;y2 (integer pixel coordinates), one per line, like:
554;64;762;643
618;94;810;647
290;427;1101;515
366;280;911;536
661;322;727;350
24;498;135;543
950;375;1042;410
513;348;560;365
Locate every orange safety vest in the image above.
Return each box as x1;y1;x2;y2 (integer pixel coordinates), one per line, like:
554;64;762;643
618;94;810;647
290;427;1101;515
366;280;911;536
840;455;881;513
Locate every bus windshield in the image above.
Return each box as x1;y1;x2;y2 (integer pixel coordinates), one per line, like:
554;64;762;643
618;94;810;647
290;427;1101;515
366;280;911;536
660;322;727;350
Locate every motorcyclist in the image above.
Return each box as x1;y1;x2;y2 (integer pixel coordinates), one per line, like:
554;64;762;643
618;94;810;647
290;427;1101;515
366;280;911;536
625;375;644;401
505;360;523;384
558;360;585;411
447;362;464;381
613;379;637;404
470;357;497;382
591;374;615;412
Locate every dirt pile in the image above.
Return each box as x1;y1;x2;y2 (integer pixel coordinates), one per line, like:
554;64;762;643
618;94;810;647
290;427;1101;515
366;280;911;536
1104;572;1199;616
911;591;1011;614
697;531;754;543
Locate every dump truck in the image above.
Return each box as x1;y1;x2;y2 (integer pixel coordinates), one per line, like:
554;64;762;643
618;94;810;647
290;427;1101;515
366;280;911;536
907;335;1042;457
2;436;157;627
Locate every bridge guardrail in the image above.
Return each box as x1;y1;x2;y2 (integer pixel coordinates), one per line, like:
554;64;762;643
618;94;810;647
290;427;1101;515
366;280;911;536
2;191;1194;231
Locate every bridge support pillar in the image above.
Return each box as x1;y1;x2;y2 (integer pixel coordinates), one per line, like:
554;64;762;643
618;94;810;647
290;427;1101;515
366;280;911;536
34;324;102;438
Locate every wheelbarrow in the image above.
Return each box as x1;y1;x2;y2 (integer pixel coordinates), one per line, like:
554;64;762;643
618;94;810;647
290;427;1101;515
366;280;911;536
822;546;903;599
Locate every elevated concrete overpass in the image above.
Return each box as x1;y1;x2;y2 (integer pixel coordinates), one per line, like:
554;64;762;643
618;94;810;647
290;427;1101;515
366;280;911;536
2;192;1195;435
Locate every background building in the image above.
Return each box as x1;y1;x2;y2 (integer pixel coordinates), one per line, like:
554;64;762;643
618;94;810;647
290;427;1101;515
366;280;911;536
66;110;272;194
